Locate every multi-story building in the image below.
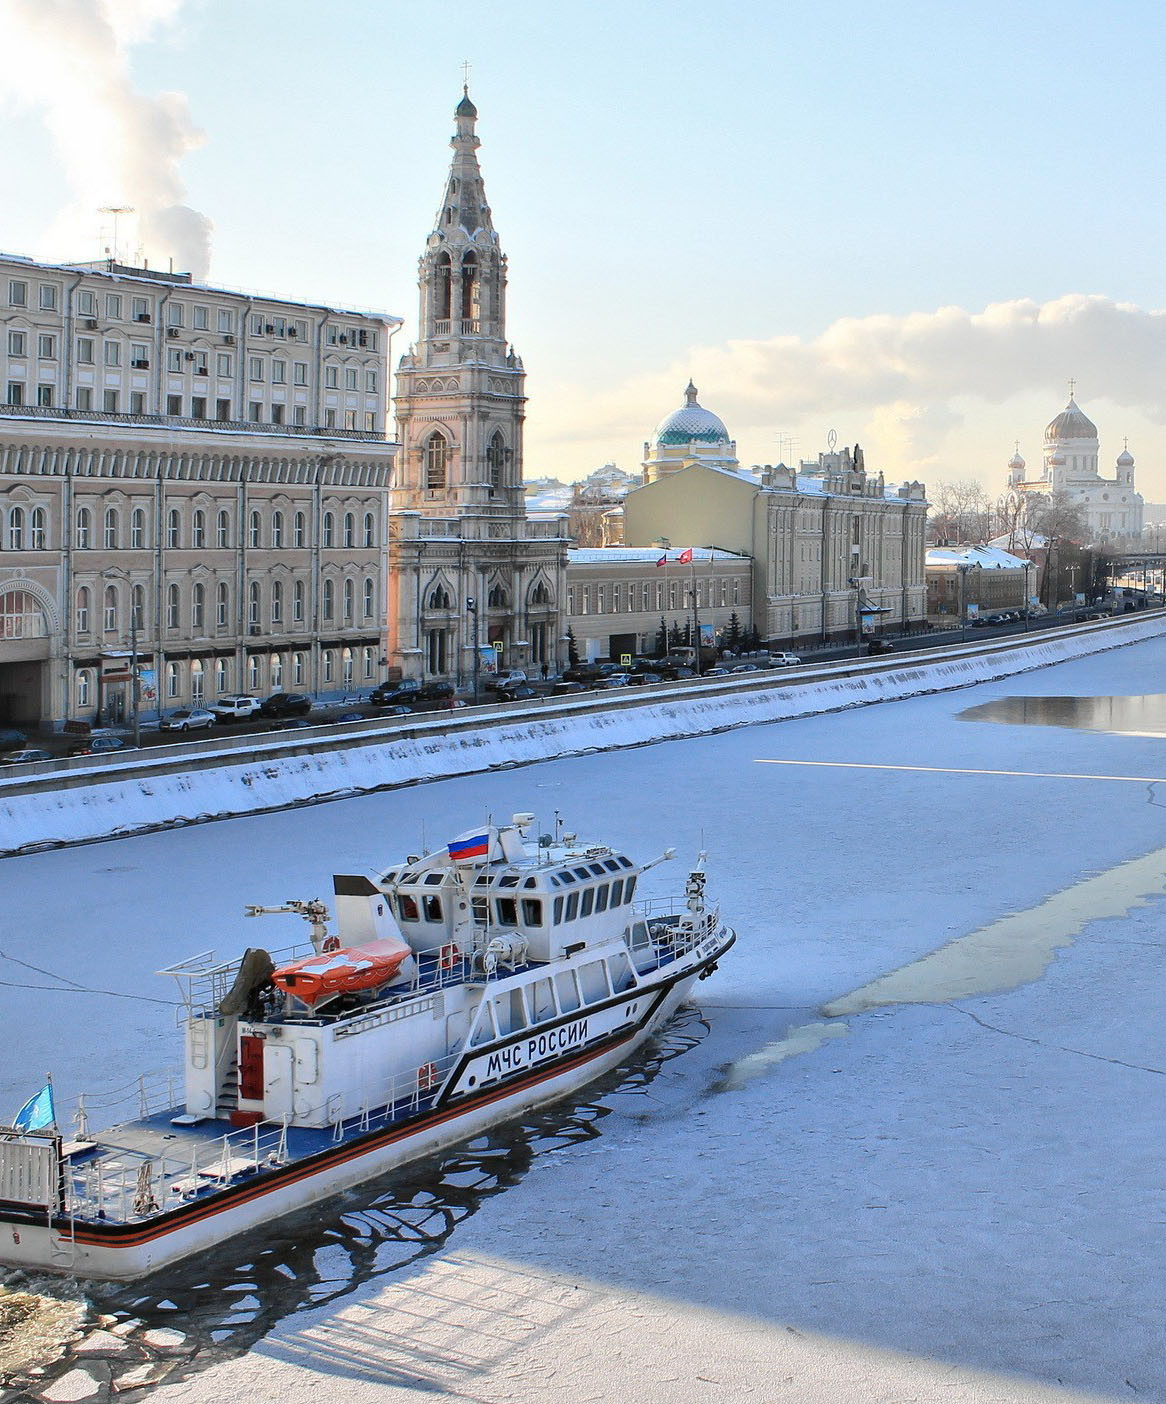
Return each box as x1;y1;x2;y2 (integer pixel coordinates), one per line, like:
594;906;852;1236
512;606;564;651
387;91;568;682
624;387;928;647
0;253;400;725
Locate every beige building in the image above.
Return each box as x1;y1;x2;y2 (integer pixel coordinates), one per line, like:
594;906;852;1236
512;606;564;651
926;545;1035;624
566;547;752;662
624;388;928;647
0;253;400;725
387;91;568;683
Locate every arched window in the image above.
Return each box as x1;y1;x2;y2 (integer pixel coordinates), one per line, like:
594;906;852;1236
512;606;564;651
363;512;375;548
192;509;206;549
428;584;451;610
435;251;452;321
322;511;334;548
103;507;118;550
343;512;355;548
530;581;551;605
488;583;508;609
217;510;230;548
167;508;181;549
425;433;448;491
131;584;145;632
271;580;283;624
76;507;91;549
77;669;93;708
343;578;354;621
322;649;334;684
8;507;24;551
249;510;261;548
103;584;118;633
342;646;354;687
363;646;375;679
167;582;180;629
216;580;229;628
215;657;228;694
363;577;374;618
30;507;46;550
191;658;205;703
131;507;146;549
271;510;284;548
192;582;205;630
461;251;479;322
292;651;305;686
293;511;305;548
76;586;90;634
248;580;261;627
248;655;260;691
322;578;334;621
487;430;506;489
270;652;283;689
166;662;179;699
293;579;304;622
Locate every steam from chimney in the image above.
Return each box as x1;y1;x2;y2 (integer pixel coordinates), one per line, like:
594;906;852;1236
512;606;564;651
0;0;212;279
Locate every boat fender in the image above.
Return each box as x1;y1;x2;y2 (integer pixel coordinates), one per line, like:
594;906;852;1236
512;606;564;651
418;1062;439;1092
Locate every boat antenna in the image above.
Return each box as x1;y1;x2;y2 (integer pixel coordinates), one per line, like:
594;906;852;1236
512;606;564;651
421;818;427;855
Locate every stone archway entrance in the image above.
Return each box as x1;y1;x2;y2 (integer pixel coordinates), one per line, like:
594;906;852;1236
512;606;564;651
0;588;50;725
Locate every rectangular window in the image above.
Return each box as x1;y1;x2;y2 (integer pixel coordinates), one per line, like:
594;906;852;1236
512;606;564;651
344;409;357;430
76;336;94;363
9;280;27;307
130;391;145;414
293;405;306;426
364;411;375;432
609;878;623;906
39;284;57;310
168;347;183;372
36;384;53;407
77;289;95;315
132;296;150;322
103;340;121;367
105;293;122;320
594;884;609;912
292;319;307;340
324;365;338;388
580;888;595;917
191;396;207;419
270;402;284;424
325;408;336;428
191;350;208;375
272;315;286;338
6;382;23;406
251;314;264;335
192;304;209;330
103;389;118;413
217;308;233;333
8;330;25;356
272;360;286;384
565;891;579;922
38;333;55;359
167;393;182;415
216;352;232;376
217;398;232;421
249;357;263;381
249;402;261;422
168;303;184;326
345;367;357;390
555;970;581;1012
76;386;92;411
293;361;307;385
130;342;149;368
365;369;377;393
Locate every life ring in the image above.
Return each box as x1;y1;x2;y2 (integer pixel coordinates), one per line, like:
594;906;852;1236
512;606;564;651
418;1061;439;1092
322;935;341;952
439;943;459;971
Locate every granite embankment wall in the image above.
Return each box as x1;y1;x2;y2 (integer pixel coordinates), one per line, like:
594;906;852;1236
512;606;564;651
2;615;1163;856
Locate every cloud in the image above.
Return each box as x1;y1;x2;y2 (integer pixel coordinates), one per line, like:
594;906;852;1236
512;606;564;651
0;0;212;279
532;293;1166;485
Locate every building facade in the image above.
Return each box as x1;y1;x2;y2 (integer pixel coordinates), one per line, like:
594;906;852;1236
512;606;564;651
387;91;568;683
926;545;1035;624
624;388;928;647
0;254;400;725
1007;392;1144;545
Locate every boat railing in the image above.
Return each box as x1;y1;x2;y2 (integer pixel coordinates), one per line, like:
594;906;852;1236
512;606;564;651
161;940;314;1024
71;1069;185;1140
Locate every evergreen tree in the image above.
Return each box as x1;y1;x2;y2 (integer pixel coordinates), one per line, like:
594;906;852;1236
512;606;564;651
668;620;683;647
655;617;668;657
565;625;580;667
725;611;743;651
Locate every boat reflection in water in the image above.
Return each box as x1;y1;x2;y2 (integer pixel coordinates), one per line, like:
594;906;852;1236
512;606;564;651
960;694;1166;737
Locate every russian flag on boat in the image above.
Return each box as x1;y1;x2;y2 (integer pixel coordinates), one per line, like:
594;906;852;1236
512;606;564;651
448;829;493;863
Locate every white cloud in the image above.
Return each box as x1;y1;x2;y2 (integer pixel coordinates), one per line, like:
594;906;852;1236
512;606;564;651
0;0;211;278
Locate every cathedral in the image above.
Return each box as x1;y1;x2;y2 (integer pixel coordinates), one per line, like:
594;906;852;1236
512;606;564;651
387;91;568;681
1007;390;1143;544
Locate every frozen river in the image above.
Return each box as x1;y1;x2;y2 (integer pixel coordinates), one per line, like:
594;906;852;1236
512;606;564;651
5;634;1166;1402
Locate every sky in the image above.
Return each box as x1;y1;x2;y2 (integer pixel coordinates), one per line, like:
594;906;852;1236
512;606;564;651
2;0;1165;499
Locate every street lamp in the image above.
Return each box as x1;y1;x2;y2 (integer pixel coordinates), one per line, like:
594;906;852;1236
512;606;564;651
466;596;480;705
957;561;981;643
1022;560;1032;633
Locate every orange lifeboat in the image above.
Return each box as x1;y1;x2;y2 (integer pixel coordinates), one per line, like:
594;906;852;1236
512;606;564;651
272;937;413;1006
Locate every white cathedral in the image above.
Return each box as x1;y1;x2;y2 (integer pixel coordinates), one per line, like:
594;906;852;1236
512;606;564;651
1008;391;1143;543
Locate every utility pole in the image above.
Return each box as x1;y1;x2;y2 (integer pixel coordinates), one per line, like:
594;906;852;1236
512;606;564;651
467;596;480;705
129;600;141;747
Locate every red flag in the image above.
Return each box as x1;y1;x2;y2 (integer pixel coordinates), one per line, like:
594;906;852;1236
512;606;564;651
678;548;693;564
655;554;667;567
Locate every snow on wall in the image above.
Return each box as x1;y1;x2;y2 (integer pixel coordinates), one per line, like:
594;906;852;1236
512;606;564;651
2;617;1161;856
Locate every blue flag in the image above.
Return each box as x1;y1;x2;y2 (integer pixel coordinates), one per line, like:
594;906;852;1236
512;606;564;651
13;1082;55;1132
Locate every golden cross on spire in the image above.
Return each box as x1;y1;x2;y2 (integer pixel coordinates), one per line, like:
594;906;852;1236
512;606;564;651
1068;376;1076;399
462;59;471;92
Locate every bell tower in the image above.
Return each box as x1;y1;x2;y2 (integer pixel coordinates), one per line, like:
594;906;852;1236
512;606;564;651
395;89;526;518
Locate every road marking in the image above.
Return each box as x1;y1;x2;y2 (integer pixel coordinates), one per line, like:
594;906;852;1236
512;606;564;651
756;758;1166;784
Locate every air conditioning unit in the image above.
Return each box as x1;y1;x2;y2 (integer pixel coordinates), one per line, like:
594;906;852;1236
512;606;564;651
248;625;262;635
265;324;274;334
358;331;368;346
132;359;149;369
338;335;348;344
195;367;208;376
136;312;151;323
184;351;195;361
223;333;235;344
84;318;98;330
167;328;180;338
288;327;298;337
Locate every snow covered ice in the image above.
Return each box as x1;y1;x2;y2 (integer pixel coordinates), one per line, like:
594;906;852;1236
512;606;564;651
6;634;1166;1401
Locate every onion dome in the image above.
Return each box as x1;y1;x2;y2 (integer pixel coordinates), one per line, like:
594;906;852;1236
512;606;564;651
1009;448;1025;471
1045;396;1097;443
653;381;731;447
456;88;478;119
1117;443;1135;467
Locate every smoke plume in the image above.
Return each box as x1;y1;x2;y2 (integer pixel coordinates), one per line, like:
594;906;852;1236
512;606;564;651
0;0;212;279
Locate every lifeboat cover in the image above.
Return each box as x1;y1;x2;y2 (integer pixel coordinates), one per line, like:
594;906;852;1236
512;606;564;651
273;937;413;1006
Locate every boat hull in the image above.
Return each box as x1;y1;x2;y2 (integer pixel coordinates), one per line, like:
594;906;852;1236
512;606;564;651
1;939;728;1280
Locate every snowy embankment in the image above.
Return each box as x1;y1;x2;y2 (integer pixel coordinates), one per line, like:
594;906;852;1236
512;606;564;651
2;614;1162;856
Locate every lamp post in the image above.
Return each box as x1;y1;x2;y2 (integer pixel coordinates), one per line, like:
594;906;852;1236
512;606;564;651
654;538;671;664
957;562;980;643
466;596;480;705
689;553;701;675
848;575;870;657
1022;560;1032;633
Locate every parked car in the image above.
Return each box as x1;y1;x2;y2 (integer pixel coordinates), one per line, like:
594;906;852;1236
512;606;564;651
768;652;802;666
159;707;217;732
866;638;895;655
494;684;537;702
211;695;263;722
563;665;603;683
703;667;732;678
0;728;28;753
730;663;761;673
659;664;696;681
267;717;313;731
484;670;528;691
260;693;313;719
377;704;414;717
0;748;52;765
334;712;366;723
551;680;585;696
594;673;632;689
371;683;422;707
68;734;135;757
628;672;663;686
